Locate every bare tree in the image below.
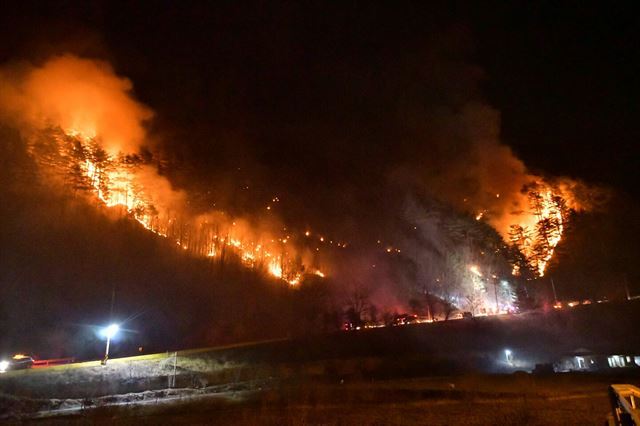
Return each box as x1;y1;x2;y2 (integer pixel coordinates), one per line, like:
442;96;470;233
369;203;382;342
344;283;371;324
464;293;483;315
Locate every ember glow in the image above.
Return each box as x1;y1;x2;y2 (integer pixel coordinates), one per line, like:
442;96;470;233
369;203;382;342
426;105;592;279
69;129;318;286
495;180;583;277
508;185;567;276
0;54;322;286
469;265;482;277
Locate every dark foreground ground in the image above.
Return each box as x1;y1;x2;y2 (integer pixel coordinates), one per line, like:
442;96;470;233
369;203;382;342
3;302;639;424
16;373;638;425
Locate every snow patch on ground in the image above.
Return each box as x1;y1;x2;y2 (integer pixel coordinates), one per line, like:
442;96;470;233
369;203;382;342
0;379;270;420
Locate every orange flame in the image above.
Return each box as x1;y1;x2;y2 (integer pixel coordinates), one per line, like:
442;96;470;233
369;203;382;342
0;54;324;286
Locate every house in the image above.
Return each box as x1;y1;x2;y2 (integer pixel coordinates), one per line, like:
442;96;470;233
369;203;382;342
554;348;640;373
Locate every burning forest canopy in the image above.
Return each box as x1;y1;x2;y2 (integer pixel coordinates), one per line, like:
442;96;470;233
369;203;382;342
0;14;637;356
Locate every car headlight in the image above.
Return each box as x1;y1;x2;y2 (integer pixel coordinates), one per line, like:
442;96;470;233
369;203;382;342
0;360;9;373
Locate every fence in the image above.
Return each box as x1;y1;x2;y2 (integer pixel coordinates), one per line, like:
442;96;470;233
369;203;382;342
609;384;640;425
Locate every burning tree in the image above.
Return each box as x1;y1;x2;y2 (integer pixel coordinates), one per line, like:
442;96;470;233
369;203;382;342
0;55;326;289
344;283;372;325
403;198;519;317
506;182;573;277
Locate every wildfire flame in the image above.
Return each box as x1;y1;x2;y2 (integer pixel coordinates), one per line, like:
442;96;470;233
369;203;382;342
1;54;593;289
502;182;577;277
0;54;323;287
469;265;482;277
71;129;317;286
522;189;563;276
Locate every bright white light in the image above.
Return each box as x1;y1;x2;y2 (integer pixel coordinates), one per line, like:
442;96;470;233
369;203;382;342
505;349;512;356
469;265;482;277
103;324;120;339
0;360;9;373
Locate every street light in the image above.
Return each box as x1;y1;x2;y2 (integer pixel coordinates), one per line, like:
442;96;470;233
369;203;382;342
505;349;513;365
101;323;119;365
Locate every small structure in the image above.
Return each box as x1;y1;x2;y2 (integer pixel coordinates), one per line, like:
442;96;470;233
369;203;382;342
554;348;640;373
554;348;599;372
607;355;640;369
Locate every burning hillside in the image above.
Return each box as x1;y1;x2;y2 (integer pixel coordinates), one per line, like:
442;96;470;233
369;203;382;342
0;54;601;319
473;179;581;278
402;103;598;280
0;55;327;286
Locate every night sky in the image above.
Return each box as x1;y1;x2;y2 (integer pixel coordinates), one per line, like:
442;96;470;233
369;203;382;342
1;2;637;198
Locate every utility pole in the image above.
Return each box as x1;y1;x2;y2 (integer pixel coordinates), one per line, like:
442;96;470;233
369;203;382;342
494;278;499;314
423;284;432;321
624;277;631;301
101;324;119;365
104;332;112;364
170;351;178;388
550;277;558;304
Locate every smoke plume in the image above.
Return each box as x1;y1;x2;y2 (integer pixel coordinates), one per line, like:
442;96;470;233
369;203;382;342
0;54;323;286
0;54;152;154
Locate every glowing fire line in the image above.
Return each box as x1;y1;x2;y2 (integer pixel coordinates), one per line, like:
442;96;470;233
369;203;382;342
71;132;319;286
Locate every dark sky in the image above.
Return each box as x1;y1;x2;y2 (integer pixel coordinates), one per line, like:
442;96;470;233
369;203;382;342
473;4;638;195
1;1;637;200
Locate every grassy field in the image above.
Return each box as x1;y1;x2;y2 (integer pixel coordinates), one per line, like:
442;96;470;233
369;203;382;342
4;303;640;424
20;373;636;425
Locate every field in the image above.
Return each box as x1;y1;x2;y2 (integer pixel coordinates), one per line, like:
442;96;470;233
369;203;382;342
2;302;640;424
17;373;636;425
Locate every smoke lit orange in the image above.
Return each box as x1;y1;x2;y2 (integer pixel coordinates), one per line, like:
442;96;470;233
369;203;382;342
0;54;322;286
